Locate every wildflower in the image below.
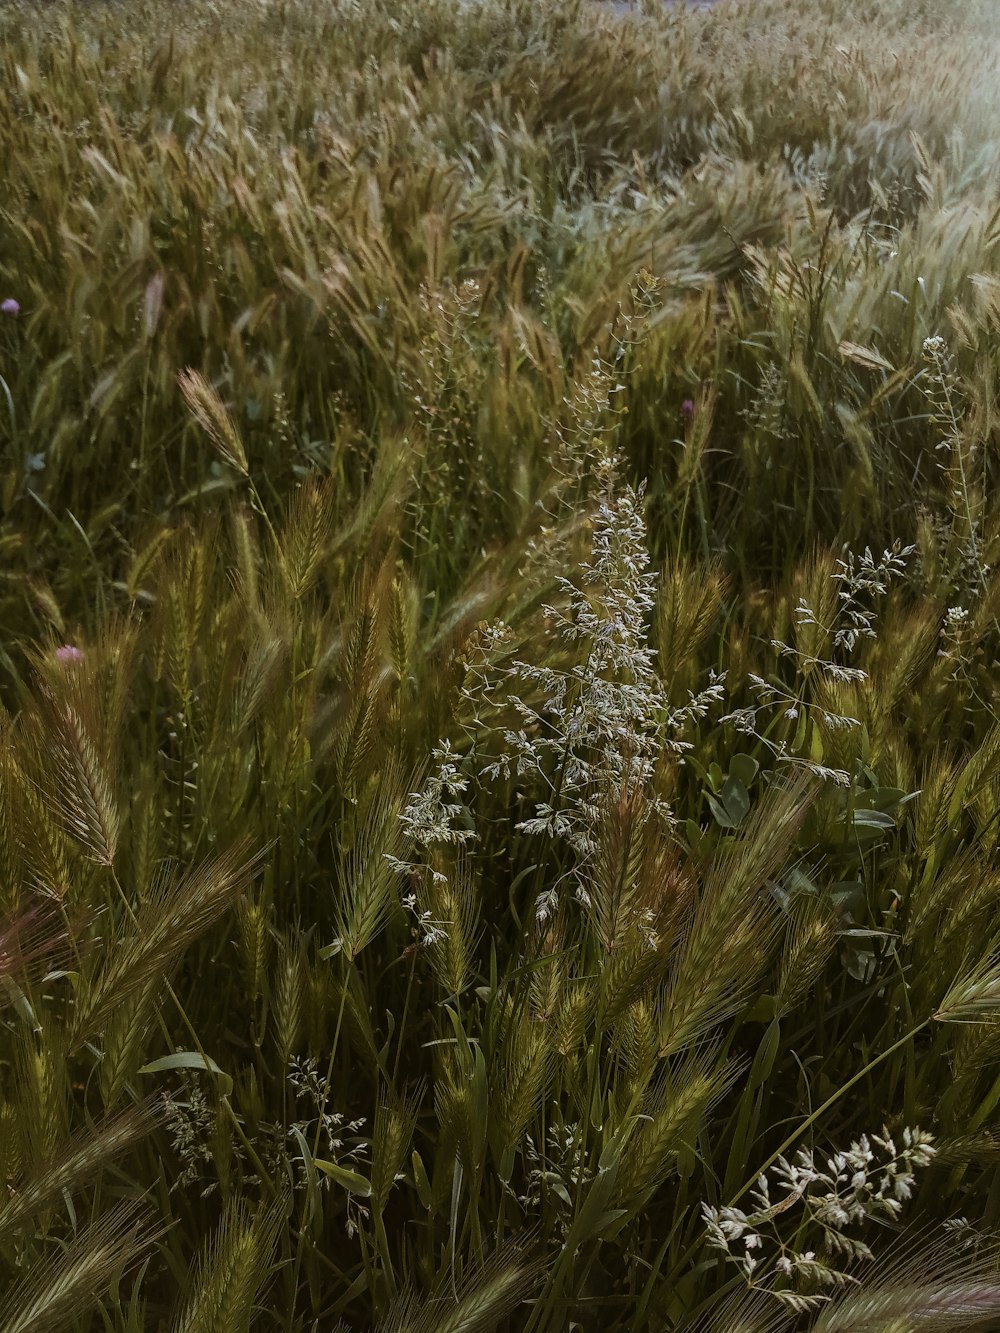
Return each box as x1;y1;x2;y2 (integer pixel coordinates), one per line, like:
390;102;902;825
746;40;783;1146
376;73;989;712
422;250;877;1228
681;398;695;418
724;540;913;782
55;644;84;665
921;334;948;363
0;298;19;316
285;1056;369;1234
516;1123;594;1237
829;543;916;652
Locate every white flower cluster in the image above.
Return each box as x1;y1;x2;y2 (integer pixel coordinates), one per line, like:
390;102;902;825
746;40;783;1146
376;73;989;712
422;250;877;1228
545;336;632;504
919;335;989;595
163;1073;217;1196
385;741;476;945
397;740;476;858
722;541;914;787
939;603;973;666
827;542;916;653
702;1126;936;1313
287;1056;368;1158
921;333;949;365
485;464;723;920
393;466;724;927
740;359;788;449
286;1056;369;1234
942;1214;989;1254
784;541;915;663
514;1121;594;1237
497;476;665;846
400;891;450;948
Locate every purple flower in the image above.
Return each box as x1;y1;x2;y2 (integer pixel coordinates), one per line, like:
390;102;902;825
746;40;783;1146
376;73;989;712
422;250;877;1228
1;298;20;317
681;398;695;418
55;644;84;665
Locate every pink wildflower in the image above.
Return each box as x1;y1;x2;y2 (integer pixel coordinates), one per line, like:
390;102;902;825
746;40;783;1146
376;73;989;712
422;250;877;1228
1;298;19;316
681;398;695;418
55;644;84;665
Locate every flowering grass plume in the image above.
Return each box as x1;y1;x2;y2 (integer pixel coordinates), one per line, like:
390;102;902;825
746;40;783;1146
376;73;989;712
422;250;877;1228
704;1128;937;1313
483;461;724;914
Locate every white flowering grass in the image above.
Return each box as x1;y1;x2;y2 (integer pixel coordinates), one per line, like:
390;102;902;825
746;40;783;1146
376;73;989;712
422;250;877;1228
394;462;727;930
722;541;915;786
704;1128;937;1313
484;463;724;918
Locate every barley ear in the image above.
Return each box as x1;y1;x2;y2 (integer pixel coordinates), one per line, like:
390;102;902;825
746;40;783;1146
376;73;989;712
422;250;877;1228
278;477;335;599
178;368;249;475
372;1081;422;1214
332;764;405;962
272;929;307;1069
28;685;120;867
0;1204;152;1333
72;839;260;1044
0;1102;160;1239
659;775;812;1056
379;1246;538;1333
171;1198;285;1333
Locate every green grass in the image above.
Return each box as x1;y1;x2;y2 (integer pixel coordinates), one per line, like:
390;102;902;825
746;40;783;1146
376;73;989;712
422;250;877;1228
4;0;1000;1328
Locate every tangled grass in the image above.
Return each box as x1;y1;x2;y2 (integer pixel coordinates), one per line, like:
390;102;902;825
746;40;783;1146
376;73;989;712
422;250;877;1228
4;0;1000;1328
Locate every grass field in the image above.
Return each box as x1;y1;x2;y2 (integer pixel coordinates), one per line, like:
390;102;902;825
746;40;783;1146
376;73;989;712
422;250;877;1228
4;0;1000;1328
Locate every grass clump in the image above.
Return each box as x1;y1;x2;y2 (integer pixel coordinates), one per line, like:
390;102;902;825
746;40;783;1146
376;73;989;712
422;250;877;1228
4;0;1000;1328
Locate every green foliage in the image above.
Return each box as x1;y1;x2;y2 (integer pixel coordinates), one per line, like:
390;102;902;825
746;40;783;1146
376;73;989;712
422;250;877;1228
4;0;1000;1329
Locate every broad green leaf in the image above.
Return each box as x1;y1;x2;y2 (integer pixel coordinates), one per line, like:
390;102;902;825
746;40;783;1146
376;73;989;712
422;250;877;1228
707;793;736;829
314;1159;372;1197
137;1050;233;1096
721;775;751;825
729;752;759;788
